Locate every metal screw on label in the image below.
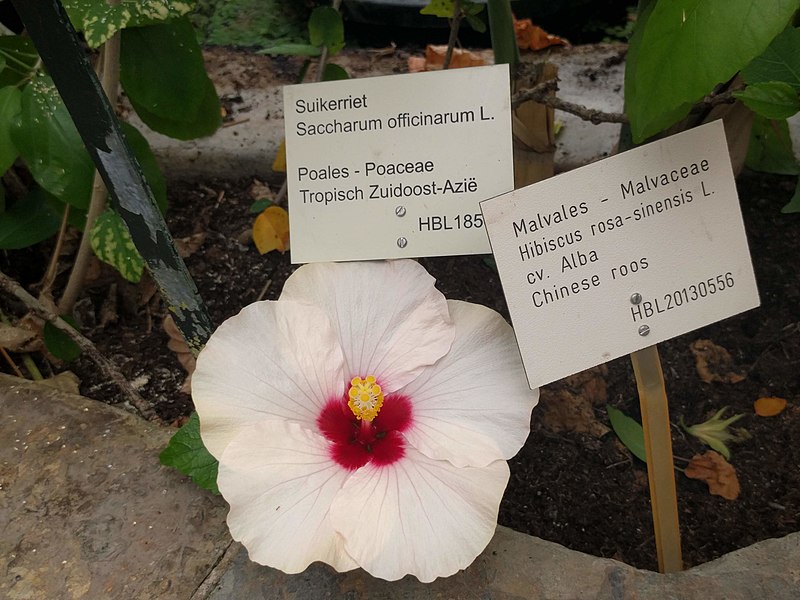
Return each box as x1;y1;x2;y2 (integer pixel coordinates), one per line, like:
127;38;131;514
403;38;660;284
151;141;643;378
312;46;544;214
395;205;406;217
638;324;651;336
630;293;642;305
396;237;408;249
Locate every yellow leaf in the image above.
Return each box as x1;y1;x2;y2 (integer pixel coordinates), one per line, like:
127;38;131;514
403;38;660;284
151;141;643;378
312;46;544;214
272;139;286;173
754;396;787;417
253;206;290;254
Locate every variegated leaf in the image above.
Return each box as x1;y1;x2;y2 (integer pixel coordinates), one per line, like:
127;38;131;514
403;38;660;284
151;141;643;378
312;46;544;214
89;209;145;282
63;0;195;48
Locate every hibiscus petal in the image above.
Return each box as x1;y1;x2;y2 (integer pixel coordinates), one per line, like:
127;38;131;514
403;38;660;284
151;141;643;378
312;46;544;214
401;300;538;467
330;449;509;582
193;300;344;458
219;420;358;573
279;260;453;392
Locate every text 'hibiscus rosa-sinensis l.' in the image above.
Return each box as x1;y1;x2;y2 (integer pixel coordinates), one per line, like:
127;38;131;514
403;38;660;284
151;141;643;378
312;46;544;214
192;260;538;582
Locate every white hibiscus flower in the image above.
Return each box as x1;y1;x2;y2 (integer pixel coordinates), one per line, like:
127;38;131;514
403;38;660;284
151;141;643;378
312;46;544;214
192;260;538;583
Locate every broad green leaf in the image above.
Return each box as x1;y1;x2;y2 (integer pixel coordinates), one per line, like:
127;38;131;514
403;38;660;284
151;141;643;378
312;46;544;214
43;315;81;362
0;187;61;249
781;179;800;213
743;26;800;92
733;82;800;119
421;0;454;18
308;6;344;55
119;122;167;214
322;63;349;82
745;115;799;175
0;184;4;213
258;43;321;57
89;209;145;283
0;36;39;88
0;85;21;173
607;405;647;463
159;412;219;494
63;0;196;48
11;74;94;208
626;0;799;143
120;17;221;140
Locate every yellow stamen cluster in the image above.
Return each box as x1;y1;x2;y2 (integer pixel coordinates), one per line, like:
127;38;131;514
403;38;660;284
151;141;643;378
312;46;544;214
347;375;384;422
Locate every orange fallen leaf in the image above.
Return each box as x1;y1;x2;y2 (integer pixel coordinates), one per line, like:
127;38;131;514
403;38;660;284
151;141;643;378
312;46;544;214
684;451;740;500
272;139;286;173
407;55;427;73
513;17;569;51
253;206;290;254
754;396;787;417
690;339;746;384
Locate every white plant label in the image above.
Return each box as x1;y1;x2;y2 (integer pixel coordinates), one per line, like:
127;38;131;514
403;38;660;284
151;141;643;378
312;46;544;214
284;65;513;263
481;120;760;388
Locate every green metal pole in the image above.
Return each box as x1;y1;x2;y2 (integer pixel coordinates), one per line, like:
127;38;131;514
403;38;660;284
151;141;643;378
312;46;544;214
12;0;214;353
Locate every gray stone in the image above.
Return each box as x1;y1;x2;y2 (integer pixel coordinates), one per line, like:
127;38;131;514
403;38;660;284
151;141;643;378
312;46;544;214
0;374;230;599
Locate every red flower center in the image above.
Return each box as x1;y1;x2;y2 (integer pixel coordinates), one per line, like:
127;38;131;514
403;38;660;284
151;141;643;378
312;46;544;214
317;381;412;470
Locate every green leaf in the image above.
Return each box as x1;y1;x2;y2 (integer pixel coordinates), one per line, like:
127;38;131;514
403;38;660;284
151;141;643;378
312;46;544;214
63;0;196;48
745;115;800;175
0;187;61;249
120;122;167;214
743;26;800;92
159;412;219;494
607;405;647;463
258;43;322;57
0;35;40;88
120;17;221;140
249;198;273;213
781;178;800;213
734;82;800;119
322;63;349;82
10;74;94;208
89;209;145;283
487;0;519;70
308;6;344;55
43;315;81;362
626;0;799;143
420;0;454;18
0;86;21;173
466;14;487;34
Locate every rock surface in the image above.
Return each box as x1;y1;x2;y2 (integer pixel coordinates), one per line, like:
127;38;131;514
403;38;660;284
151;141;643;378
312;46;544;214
1;374;798;599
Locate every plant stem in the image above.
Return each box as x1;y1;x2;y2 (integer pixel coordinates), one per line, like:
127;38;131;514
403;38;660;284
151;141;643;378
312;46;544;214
0;269;155;420
442;0;463;70
58;4;121;315
40;203;71;295
315;0;343;83
0;346;25;378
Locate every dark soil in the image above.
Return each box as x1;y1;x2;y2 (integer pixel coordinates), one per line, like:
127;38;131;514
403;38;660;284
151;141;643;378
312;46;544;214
2;169;799;573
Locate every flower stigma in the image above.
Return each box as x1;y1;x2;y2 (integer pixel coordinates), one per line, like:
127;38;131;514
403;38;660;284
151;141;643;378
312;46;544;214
347;376;384;422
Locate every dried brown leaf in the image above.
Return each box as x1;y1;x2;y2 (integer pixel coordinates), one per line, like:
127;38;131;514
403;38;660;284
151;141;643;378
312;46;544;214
513;18;569;51
690;339;746;384
0;323;37;352
684;450;740;500
248;179;273;201
175;232;207;258
163;315;196;376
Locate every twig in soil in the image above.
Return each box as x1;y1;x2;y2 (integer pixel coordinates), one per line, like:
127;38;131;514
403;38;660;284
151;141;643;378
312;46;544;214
255;279;272;302
221;118;250;128
0;270;156;421
0;347;25;378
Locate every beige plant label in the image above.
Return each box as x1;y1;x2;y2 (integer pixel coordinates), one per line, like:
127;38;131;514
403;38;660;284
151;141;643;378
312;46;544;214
283;65;513;263
482;120;760;388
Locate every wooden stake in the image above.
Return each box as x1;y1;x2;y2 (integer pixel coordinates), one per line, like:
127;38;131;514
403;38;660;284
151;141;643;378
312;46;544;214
630;344;683;573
